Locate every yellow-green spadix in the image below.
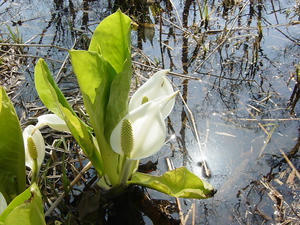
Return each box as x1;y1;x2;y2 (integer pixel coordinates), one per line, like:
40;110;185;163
0;192;7;215
22;125;45;170
110;91;178;160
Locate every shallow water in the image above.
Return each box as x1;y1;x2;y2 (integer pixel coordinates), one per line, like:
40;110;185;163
0;0;299;224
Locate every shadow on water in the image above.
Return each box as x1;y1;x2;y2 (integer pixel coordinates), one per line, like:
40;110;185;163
0;0;299;224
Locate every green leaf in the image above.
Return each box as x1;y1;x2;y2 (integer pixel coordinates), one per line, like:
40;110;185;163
0;183;46;225
34;59;103;176
104;58;132;140
34;58;75;119
70;10;133;186
0;87;25;203
69;50;114;141
70;50;119;184
89;9;131;74
129;167;215;199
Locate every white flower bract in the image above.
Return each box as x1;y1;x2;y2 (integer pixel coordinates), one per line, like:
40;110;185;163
110;99;166;159
36;114;69;132
128;70;175;118
0;192;7;215
23;125;45;170
110;78;178;160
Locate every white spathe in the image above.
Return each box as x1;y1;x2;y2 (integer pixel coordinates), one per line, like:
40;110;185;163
129;70;175;118
0;192;7;215
35;114;70;132
23;125;45;170
110;92;177;160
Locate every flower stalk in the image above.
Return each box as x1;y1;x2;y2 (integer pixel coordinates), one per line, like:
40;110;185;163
119;157;135;185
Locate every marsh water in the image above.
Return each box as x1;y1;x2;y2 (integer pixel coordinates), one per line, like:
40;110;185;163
0;0;299;224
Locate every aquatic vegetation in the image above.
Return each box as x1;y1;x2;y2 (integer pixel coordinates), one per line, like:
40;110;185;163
0;183;45;225
0;87;46;225
34;10;214;198
0;9;214;225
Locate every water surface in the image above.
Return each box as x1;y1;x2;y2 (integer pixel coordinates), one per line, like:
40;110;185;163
0;0;299;224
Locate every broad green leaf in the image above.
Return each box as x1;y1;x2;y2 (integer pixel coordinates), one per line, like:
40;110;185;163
0;183;46;225
104;58;132;140
70;50;119;184
100;59;132;185
34;59;103;176
129;167;215;199
89;9;131;74
0;87;25;203
70;11;132;186
34;58;75;119
69;50;115;141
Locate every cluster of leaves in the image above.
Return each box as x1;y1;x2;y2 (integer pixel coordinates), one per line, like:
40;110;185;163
0;10;214;224
0;87;45;225
34;9;214;197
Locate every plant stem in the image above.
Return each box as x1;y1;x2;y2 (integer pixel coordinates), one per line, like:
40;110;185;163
119;157;139;185
119;157;132;185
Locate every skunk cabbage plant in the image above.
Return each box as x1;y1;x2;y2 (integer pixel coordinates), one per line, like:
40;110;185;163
33;10;214;199
0;87;46;225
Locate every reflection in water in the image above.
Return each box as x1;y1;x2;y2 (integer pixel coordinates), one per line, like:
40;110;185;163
114;0;156;49
1;0;299;224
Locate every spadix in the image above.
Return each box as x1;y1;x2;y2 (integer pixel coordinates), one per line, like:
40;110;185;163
110;91;177;160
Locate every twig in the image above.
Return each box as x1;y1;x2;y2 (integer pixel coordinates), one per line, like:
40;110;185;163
174;86;210;178
181;200;196;225
45;161;92;217
245;108;278;158
246;108;269;136
0;49;63;63
193;0;250;72
161;17;201;44
280;149;300;180
258;125;277;158
55;39;77;82
261;16;300;46
133;60;254;82
201;22;300;34
235;117;300;122
192;200;196;225
0;42;69;51
168;0;183;28
196;0;203;20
